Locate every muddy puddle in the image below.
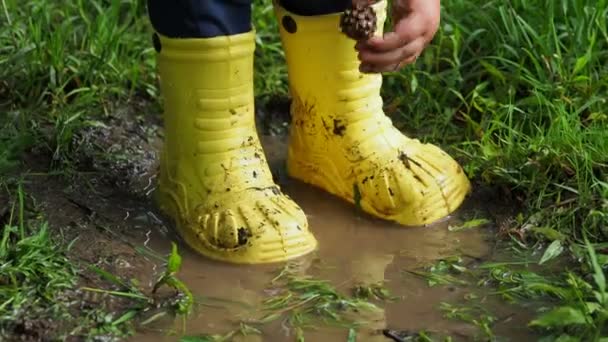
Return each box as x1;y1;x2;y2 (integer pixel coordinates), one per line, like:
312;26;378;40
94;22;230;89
12;105;539;341
119;135;539;342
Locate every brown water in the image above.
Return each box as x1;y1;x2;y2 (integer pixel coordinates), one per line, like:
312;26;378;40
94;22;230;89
128;136;538;342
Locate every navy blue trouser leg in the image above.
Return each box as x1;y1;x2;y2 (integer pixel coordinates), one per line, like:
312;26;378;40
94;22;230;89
147;0;351;38
147;0;252;38
280;0;351;16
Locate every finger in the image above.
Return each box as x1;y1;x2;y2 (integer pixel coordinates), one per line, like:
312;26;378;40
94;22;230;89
359;14;425;52
358;38;425;67
361;54;418;74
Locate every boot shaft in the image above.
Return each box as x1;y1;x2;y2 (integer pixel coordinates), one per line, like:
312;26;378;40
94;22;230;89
155;32;257;155
275;1;388;117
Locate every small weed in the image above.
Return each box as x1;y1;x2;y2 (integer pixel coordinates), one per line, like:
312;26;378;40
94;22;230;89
352;281;398;302
0;186;78;340
415;238;608;341
252;262;382;339
493;238;607;341
179;323;261;342
81;241;194;330
439;303;497;341
382;329;455;342
153;243;194;313
448;218;491;232
0;183;193;340
0;114;34;174
405;256;471;287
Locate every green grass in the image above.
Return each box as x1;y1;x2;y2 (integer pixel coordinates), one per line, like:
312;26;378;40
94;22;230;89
256;262;383;333
0;183;193;340
0;0;157;170
0;184;140;340
180;262;385;342
0;0;607;340
392;0;608;245
0;186;78;340
407;238;607;340
483;239;608;341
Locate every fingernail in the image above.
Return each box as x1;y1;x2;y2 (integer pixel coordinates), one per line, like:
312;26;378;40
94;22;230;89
366;38;378;46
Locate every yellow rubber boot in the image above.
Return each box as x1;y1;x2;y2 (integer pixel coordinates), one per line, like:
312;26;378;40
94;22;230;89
274;1;471;226
154;31;317;264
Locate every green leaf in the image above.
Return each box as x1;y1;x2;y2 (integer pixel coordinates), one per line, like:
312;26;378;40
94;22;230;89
593;291;607;305
258;312;282;324
410;75;418;93
586;112;608;123
585;237;606;293
597;254;608;267
87;265;129;289
80;287;148;301
553;334;581;342
448;218;491;232
530;227;567;241
112;309;139;326
539;240;564;265
167;242;182;275
296;327;305;342
585;302;601;314
529;307;587;327
572;54;590;75
348;328;357;342
480;60;506;83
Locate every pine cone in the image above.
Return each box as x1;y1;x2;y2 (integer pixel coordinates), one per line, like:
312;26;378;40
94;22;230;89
340;2;377;40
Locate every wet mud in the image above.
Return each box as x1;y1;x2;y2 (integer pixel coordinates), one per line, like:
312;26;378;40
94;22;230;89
7;100;538;341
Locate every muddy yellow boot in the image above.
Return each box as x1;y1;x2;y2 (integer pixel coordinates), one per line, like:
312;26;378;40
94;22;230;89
154;31;317;264
274;1;471;226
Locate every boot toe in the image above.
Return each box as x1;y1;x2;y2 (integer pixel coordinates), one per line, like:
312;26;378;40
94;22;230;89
357;143;471;226
181;187;317;264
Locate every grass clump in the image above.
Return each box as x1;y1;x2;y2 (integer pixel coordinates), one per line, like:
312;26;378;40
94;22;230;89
407;238;608;341
0;183;193;340
82;242;194;327
255;262;383;340
0;184;137;340
352;281;397;302
0;186;78;340
480;239;608;341
179;323;262;342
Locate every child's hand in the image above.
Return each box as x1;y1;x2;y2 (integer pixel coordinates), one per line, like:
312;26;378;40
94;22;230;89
355;0;440;73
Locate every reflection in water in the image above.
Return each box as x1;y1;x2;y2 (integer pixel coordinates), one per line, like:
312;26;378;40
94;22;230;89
130;136;535;342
